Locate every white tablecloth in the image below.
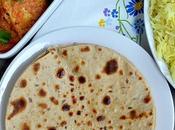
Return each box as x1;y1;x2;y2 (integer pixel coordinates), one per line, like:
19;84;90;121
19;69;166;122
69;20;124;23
34;0;148;48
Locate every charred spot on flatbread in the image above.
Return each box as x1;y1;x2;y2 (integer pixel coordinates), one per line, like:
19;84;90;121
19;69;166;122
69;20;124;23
102;95;111;105
73;65;80;73
50;97;59;105
119;69;123;75
97;115;105;122
95;74;101;80
120;115;127;120
56;68;65;78
119;125;123;129
8;97;27;120
148;122;153;126
126;79;129;84
20;79;27;88
79;96;85;101
98;48;102;51
71;96;77;104
144;95;152;104
87;121;92;126
33;63;40;74
78;76;86;84
48;127;56;130
81;60;85;65
70;83;74;86
92;108;97;114
80;46;90;52
37;124;42;128
103;59;118;75
69;75;75;82
139;76;143;80
54;84;60;91
38;88;47;97
76;110;81;115
62;103;70;111
129;110;137;119
60;121;67;127
62;49;68;56
21;122;30;130
70;88;74;92
69;112;73;117
38;103;48;109
129;71;133;76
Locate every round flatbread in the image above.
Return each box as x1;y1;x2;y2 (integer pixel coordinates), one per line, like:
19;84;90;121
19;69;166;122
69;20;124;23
5;44;155;130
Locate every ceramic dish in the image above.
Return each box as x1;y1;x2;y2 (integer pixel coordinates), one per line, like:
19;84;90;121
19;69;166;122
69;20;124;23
144;0;175;88
0;0;63;59
0;27;174;130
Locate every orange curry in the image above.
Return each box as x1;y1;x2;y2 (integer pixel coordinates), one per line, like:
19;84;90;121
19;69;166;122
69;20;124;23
0;0;49;52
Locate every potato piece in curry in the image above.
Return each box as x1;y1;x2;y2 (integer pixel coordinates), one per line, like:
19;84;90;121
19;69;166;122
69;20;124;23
0;0;49;52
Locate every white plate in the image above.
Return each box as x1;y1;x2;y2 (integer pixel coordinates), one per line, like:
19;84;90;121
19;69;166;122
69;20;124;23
0;27;174;130
0;0;63;59
144;0;175;89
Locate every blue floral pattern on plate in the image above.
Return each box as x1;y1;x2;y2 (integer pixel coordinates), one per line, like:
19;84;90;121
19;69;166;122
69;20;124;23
98;0;144;44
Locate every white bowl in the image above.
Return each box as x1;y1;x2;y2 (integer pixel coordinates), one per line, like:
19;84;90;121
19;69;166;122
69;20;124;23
144;0;175;88
0;27;174;130
0;0;63;59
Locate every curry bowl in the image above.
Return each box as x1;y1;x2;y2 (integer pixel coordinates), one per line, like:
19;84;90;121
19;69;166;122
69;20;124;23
0;0;63;59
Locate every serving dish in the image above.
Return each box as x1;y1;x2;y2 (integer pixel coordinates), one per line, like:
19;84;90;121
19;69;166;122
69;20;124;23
0;27;174;130
144;0;175;88
0;0;63;59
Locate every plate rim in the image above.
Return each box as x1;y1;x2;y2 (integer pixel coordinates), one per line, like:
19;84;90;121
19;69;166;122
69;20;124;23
0;26;174;130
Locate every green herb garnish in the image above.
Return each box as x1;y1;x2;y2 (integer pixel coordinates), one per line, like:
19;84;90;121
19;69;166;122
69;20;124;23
0;29;12;44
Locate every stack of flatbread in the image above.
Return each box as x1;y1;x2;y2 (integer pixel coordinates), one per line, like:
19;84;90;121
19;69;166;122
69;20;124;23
6;44;155;130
